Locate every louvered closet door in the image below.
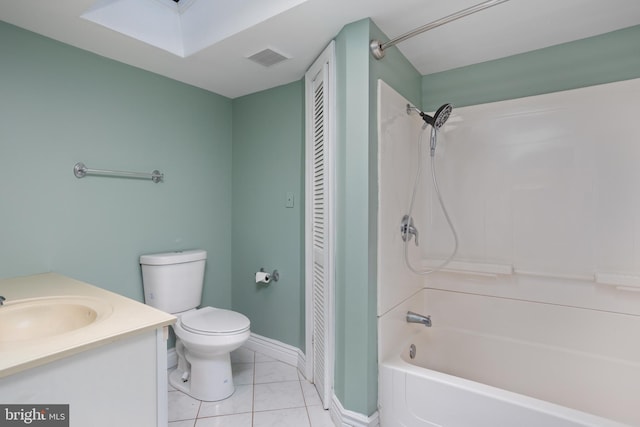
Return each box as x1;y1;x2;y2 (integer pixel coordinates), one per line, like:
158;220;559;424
306;42;334;410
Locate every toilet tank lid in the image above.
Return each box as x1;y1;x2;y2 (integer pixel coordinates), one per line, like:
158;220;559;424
140;249;207;265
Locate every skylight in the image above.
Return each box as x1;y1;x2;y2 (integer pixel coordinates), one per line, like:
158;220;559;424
81;0;308;57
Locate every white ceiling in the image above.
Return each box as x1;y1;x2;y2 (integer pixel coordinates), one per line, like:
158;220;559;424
1;0;639;99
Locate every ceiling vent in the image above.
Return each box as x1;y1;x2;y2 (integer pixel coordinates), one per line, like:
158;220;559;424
247;48;290;67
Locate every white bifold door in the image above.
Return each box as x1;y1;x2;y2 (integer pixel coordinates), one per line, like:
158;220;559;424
304;41;335;410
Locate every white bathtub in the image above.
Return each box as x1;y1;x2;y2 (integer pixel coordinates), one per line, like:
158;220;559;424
378;289;640;427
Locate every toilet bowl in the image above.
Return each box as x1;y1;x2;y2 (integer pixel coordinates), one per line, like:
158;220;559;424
139;250;251;402
170;307;250;401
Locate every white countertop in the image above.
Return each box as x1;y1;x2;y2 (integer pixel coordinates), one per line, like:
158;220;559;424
0;273;175;378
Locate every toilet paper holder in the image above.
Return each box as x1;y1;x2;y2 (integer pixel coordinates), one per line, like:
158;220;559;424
257;268;279;285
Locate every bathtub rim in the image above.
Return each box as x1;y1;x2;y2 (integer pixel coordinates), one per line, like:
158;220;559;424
380;352;633;427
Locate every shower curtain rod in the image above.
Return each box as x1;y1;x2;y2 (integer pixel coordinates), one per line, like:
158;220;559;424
370;0;510;60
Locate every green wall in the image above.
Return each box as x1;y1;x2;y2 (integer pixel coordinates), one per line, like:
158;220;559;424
231;81;305;349
333;19;421;416
334;19;372;416
422;24;640;110
0;21;233;309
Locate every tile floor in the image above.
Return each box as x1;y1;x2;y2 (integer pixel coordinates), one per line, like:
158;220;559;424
168;348;335;427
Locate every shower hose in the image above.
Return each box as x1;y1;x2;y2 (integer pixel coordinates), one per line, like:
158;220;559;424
404;125;459;275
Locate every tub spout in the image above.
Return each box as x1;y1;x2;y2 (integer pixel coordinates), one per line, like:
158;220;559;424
407;311;431;327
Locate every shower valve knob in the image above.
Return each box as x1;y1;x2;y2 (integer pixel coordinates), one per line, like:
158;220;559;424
401;215;419;246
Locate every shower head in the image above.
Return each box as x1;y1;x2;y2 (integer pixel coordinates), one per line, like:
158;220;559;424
420;103;453;129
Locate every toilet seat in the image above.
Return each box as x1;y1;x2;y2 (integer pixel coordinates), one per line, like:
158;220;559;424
180;306;250;336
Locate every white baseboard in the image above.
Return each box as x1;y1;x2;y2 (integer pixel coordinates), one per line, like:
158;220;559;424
330;393;380;427
243;332;307;375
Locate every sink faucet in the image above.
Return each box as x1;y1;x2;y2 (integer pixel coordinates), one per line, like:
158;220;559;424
0;296;5;306
407;311;431;327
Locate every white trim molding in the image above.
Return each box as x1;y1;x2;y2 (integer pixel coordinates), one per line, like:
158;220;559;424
243;333;307;376
330;393;380;427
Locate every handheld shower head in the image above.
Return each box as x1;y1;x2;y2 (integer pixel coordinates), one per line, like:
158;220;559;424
406;103;453;157
420;103;453;129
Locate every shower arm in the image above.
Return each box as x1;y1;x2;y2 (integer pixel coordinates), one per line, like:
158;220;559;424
370;0;511;60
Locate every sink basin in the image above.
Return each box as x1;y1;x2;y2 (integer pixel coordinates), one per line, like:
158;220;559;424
0;296;113;343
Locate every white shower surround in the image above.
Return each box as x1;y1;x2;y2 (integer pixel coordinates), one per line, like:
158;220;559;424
376;79;640;426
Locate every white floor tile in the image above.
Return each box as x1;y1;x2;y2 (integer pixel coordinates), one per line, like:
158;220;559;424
254;381;305;412
168;391;200;422
232;363;254;385
253;407;310;427
198;384;253;418
300;381;322;407
307;405;334;427
168;370;178;391
254;361;299;383
168;349;336;427
194;413;252;427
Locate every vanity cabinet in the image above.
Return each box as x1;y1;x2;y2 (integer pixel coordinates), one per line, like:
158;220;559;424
0;328;169;427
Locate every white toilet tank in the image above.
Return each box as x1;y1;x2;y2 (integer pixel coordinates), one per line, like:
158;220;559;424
140;249;207;314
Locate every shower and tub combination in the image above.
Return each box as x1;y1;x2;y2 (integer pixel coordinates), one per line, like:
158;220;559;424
376;79;640;426
374;2;640;425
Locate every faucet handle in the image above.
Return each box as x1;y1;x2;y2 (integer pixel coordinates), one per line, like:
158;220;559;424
401;215;419;246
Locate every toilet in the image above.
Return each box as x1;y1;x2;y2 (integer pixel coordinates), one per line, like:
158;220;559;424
140;249;250;401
